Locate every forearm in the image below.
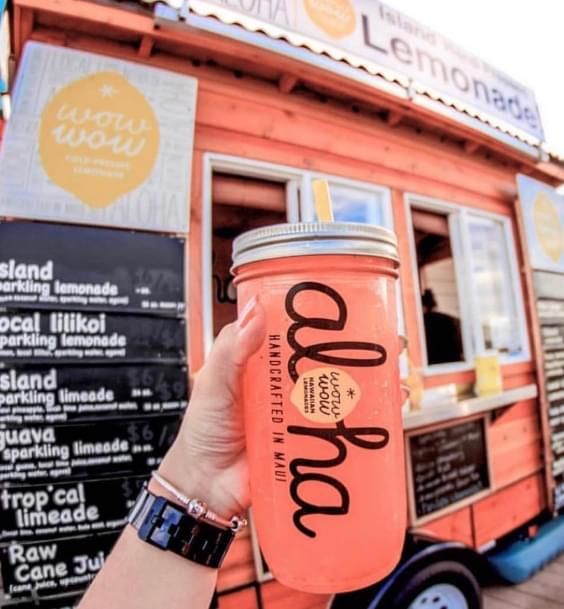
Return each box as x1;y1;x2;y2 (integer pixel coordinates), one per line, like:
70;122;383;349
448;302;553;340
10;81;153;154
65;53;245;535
78;444;225;609
77;312;262;609
79;526;217;609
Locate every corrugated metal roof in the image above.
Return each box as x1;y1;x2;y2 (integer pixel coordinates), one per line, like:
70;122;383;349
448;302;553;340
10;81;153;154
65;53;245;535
142;0;564;164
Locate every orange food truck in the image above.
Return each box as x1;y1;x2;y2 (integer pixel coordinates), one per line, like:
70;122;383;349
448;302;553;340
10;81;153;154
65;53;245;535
0;1;563;609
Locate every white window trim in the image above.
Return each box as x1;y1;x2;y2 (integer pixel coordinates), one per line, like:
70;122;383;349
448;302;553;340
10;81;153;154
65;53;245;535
301;171;394;229
404;192;531;375
202;156;399;357
459;208;485;356
464;211;530;362
202;153;305;356
305;172;404;336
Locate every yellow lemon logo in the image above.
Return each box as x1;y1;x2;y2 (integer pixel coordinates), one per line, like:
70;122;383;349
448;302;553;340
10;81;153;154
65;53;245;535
39;72;159;208
304;0;356;39
533;192;562;263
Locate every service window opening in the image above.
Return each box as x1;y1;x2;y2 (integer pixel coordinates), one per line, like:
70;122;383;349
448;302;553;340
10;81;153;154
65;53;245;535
409;197;530;372
412;208;465;366
211;171;287;336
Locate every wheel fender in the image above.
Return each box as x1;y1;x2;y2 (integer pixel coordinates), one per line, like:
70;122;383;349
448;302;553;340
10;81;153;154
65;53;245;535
367;542;482;609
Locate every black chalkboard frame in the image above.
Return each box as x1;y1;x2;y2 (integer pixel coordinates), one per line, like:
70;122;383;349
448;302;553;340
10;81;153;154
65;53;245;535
405;414;493;526
531;268;564;512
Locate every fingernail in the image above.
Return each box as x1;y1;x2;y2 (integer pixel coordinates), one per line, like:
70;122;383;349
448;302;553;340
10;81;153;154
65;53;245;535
237;295;258;330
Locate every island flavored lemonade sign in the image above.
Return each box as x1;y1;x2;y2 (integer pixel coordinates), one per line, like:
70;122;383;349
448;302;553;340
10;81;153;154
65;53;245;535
517;175;564;273
0;43;197;232
189;0;544;140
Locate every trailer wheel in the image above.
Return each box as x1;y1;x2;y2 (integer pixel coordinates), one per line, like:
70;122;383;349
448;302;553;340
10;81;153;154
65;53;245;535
386;561;481;609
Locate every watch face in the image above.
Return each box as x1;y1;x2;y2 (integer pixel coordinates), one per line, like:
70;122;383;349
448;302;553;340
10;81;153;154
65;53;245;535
141;497;185;550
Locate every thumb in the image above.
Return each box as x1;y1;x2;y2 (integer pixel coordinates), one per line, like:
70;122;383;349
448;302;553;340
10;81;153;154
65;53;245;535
191;297;265;404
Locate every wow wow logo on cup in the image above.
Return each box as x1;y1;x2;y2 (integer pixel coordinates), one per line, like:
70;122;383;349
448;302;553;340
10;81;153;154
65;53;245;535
39;71;159;208
304;0;356;39
290;367;361;424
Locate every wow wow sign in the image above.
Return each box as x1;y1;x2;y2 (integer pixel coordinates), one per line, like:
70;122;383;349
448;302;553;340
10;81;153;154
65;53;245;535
39;71;159;208
0;43;197;232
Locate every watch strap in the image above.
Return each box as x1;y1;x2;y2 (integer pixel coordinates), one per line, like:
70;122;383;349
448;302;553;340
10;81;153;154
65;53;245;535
128;487;235;568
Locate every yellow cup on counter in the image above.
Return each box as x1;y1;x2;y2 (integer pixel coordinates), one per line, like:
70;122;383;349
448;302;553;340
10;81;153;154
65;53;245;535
475;350;503;396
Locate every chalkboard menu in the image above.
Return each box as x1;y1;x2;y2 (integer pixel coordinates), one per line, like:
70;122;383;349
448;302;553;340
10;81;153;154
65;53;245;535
533;270;564;510
0;222;188;605
408;418;490;520
14;595;82;609
0;222;185;314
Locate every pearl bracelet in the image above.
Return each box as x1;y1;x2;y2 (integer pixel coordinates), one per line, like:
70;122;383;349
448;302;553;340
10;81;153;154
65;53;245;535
151;470;248;533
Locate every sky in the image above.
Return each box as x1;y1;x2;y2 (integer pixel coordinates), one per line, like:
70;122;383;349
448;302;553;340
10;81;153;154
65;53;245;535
386;0;564;154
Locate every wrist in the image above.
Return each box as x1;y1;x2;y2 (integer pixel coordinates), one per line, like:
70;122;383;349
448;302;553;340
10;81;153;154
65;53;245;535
157;440;239;519
128;487;237;570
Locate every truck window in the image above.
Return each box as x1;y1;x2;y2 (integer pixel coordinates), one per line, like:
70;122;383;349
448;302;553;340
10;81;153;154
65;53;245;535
412;208;466;366
212;172;287;336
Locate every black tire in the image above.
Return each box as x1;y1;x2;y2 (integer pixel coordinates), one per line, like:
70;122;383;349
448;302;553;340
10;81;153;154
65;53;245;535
385;560;481;609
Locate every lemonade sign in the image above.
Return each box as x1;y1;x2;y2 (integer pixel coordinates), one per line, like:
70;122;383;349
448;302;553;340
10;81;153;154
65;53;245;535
186;0;543;141
517;175;564;273
0;43;197;232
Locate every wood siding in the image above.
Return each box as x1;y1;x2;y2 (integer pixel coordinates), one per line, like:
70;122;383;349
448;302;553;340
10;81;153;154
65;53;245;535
9;5;553;607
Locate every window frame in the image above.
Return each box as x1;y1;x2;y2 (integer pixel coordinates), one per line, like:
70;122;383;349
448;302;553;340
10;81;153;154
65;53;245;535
405;192;530;375
201;152;405;356
463;210;529;360
202;153;304;356
301;171;394;229
202;155;400;356
304;172;406;343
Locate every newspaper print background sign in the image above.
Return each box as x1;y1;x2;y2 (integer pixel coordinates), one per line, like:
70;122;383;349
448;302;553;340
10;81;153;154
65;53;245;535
0;42;197;232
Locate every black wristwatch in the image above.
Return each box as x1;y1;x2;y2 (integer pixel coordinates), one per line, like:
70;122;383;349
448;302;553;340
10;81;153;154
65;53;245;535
128;487;235;568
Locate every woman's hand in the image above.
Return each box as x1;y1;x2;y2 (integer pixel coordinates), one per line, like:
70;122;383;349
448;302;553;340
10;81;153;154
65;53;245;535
79;297;265;609
156;296;265;517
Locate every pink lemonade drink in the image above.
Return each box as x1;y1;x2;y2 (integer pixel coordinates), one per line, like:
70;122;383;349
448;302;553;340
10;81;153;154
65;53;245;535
232;223;406;594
